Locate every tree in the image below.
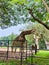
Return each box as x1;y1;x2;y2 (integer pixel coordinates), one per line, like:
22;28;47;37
26;22;49;41
10;0;49;30
0;0;32;28
0;0;12;27
42;0;49;12
25;22;49;49
38;34;47;49
0;0;49;30
34;23;49;41
28;0;49;30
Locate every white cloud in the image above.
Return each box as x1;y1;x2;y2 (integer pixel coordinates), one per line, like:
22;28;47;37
0;22;33;37
0;24;26;37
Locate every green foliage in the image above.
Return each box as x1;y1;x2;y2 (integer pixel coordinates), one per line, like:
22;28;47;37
32;23;49;41
26;34;35;45
39;38;47;49
0;0;12;27
34;0;41;2
0;33;16;46
8;33;16;40
26;22;49;42
11;0;28;4
0;0;49;29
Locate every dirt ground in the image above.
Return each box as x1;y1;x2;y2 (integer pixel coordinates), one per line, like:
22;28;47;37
0;47;33;60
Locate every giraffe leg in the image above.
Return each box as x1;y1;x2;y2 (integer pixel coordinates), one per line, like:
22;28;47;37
20;47;24;56
11;46;13;52
15;47;16;53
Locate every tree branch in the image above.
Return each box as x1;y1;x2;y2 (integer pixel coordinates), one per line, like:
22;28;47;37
42;0;49;12
28;9;49;30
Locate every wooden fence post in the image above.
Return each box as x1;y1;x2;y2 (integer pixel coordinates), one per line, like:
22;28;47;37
20;41;23;65
26;40;27;62
6;40;9;59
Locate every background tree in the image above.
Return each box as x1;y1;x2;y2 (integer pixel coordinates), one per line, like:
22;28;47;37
25;22;49;49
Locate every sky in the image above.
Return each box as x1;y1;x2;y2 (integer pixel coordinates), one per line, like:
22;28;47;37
0;22;33;37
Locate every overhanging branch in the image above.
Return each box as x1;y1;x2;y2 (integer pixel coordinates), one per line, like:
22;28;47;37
42;0;49;12
28;9;49;30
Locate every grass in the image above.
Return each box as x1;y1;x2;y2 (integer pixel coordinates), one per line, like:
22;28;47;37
27;50;49;65
36;50;49;57
0;60;20;65
0;59;27;65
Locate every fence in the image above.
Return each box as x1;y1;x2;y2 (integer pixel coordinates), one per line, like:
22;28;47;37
0;40;49;65
0;40;37;65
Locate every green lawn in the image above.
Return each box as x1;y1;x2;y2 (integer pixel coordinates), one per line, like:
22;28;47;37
27;50;49;65
0;60;20;65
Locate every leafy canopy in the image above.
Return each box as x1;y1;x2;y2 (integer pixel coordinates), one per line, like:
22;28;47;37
0;0;49;29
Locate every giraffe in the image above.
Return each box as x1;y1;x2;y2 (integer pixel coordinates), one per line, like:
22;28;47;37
11;29;36;53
